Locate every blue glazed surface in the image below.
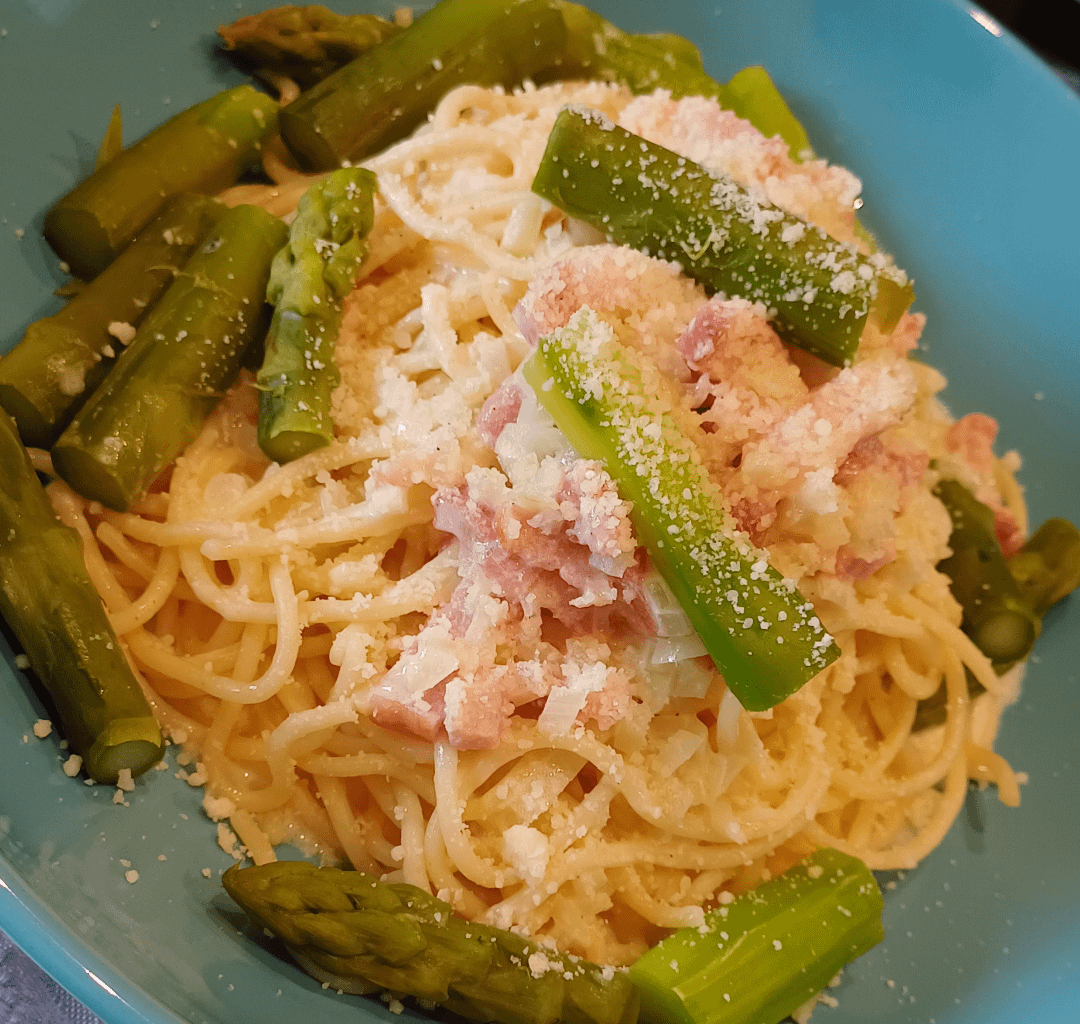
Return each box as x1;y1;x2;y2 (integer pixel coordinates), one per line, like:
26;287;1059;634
0;2;1077;1023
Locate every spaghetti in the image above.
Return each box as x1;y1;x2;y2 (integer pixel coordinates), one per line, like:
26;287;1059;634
51;78;1025;967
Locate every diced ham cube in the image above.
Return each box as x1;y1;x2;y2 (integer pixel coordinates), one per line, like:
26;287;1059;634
476;379;524;449
946;413;999;478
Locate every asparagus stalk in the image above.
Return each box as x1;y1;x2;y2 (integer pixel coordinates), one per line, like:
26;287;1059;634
933;479;1040;667
44;85;277;280
0;408;164;783
522;306;838;711
218;4;401;89
531;108;911;367
720;66;814;162
630;849;883;1024
551;3;712;92
222;2;812;165
913;504;1079;730
1007;517;1080;614
0;194;223;449
51;204;289;512
553;4;812;160
278;0;569;171
257;167;377;463
223;860;638;1024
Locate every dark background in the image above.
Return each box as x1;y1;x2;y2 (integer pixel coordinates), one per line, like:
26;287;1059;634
983;0;1080;86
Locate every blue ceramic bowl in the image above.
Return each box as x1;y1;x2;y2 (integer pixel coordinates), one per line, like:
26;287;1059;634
1;2;1078;1023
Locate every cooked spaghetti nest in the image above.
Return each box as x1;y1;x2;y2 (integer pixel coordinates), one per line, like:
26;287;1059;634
56;79;1025;966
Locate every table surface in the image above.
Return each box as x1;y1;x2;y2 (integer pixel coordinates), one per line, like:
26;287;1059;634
2;5;1077;1024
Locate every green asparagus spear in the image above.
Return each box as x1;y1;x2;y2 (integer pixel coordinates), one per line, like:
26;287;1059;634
257;167;377;463
219;5;400;89
552;3;712;92
278;0;569;171
720;66;814;162
630;849;883;1024
0;194;223;449
552;4;813;161
1007;517;1080;614
522;306;838;711
223;860;638;1024
0;409;164;783
933;479;1040;667
914;507;1079;731
44;85;277;280
51;204;289;512
531;108;911;367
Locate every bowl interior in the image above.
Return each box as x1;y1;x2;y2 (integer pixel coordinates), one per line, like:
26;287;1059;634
0;2;1078;1023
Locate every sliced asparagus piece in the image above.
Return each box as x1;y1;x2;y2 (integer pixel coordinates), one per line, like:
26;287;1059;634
52;204;288;512
531;107;911;367
218;4;400;89
630;849;883;1024
278;0;568;170
0;408;164;783
551;2;713;93
44;85;277;280
933;479;1040;667
915;512;1080;730
257;167;377;462
0;194;222;448
223;860;638;1024
522;306;839;711
720;65;814;162
1007;517;1080;614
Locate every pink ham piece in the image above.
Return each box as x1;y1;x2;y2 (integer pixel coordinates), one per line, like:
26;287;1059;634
371;679;448;743
512;244;691;345
887;310;926;357
476;379;524;449
728;360;918;537
443;663;549;750
557;460;637;577
676;297;809;475
946;413;999;478
741;362;917;494
431;482;648;630
619;93;786;165
835;434;929;494
677;298;806;405
369;466;649;749
834;545;894;582
994;507;1025;558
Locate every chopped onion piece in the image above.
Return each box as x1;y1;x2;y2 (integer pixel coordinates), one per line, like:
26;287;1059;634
670;658;714;700
657;729;706;778
642;569;695;637
715;686;743;751
651;634;708;665
537;683;590;737
371;627;458;701
494;369;574;490
637;662;674;711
